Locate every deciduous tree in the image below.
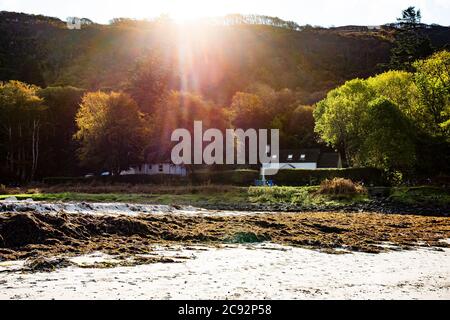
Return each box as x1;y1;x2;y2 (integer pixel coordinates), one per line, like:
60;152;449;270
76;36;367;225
0;81;46;181
314;79;375;166
358;98;416;175
413;50;450;138
74;91;147;175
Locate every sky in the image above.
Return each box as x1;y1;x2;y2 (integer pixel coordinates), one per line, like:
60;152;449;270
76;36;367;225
0;0;449;26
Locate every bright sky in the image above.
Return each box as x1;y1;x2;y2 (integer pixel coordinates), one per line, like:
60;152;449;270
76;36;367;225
1;0;449;26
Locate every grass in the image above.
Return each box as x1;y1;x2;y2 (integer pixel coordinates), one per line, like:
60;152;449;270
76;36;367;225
248;186;368;207
0;192;242;205
316;178;366;195
0;185;369;208
0;184;448;208
389;186;450;206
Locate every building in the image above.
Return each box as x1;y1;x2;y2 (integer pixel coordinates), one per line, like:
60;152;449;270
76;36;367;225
120;163;187;176
261;149;342;173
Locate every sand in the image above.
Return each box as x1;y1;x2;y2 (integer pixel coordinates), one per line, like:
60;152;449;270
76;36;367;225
1;243;449;300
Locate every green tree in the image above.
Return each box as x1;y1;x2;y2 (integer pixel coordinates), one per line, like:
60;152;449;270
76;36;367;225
74;91;147;175
367;71;420;119
359;98;416;176
398;6;422;28
271;105;317;148
413;50;450;138
388;7;433;71
314;79;375;166
0;81;46;181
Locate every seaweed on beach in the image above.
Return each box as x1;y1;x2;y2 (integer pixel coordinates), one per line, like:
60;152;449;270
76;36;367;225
0;211;449;262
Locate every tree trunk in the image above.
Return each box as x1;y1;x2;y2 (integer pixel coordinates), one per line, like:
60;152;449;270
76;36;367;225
30;119;40;181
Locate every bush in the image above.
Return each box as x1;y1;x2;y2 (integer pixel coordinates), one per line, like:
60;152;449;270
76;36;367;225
317;178;366;195
43;177;87;185
42;168;383;187
191;170;260;186
271;168;385;186
43;175;189;186
43;170;260;186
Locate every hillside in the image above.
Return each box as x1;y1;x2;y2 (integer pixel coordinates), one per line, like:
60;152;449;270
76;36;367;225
2;11;448;104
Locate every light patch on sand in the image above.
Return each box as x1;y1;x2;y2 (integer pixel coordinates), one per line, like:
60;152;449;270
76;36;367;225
69;252;121;266
0;243;449;300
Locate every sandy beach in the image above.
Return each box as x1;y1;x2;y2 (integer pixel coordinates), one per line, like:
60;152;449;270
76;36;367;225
1;243;449;300
1;200;449;300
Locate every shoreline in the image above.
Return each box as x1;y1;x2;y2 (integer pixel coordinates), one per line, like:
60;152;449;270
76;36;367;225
1;195;449;217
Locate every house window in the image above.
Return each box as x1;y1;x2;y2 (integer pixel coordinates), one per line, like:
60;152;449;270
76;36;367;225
300;154;306;161
158;165;164;172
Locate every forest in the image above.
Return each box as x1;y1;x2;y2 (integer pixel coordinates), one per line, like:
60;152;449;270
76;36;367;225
0;7;449;183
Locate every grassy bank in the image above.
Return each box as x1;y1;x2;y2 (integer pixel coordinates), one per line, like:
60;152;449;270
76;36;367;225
1;184;449;209
389;186;450;207
0;185;369;207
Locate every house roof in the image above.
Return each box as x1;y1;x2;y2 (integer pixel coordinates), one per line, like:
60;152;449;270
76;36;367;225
275;149;321;163
270;149;341;168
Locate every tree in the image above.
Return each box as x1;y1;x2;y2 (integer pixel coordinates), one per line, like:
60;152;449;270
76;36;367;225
358;98;416;175
38;86;85;177
0;81;46;181
74;92;147;175
413;50;450;138
388;7;433;71
315;88;416;176
151;91;229;163
397;6;422;28
271;105;317;148
287;105;317;147
368;71;419;117
314;79;375;166
230;92;271;130
125;54;171;114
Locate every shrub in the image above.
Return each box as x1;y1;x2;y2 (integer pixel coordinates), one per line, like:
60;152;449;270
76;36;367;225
0;184;21;195
42;168;383;187
42;170;260;187
191;170;260;186
317;178;366;195
43;175;189;185
43;177;87;185
271;168;385;186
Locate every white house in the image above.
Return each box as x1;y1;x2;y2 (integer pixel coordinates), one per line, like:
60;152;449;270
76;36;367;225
261;149;342;176
121;163;187;176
